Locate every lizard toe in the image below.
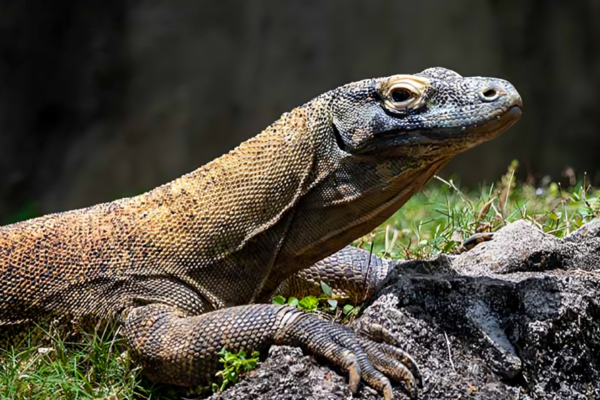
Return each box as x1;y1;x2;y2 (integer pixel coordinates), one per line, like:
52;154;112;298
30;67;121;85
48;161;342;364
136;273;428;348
356;322;423;389
356;337;419;398
280;312;420;399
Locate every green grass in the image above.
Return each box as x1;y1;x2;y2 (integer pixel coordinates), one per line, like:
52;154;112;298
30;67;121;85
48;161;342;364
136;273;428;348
1;161;599;399
0;323;164;400
354;161;600;259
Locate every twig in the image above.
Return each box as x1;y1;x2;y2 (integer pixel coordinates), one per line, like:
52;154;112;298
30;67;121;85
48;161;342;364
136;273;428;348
444;331;455;371
384;225;399;257
502;168;515;216
385;224;390;255
490;202;507;227
364;237;375;296
434;175;472;207
558;182;570;235
107;325;121;361
544;227;565;235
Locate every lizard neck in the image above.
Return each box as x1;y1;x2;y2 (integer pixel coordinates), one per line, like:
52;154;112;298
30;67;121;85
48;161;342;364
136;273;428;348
256;151;450;301
126;97;337;308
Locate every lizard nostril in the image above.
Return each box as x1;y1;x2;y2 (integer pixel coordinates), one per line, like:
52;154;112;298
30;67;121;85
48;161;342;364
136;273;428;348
480;88;498;101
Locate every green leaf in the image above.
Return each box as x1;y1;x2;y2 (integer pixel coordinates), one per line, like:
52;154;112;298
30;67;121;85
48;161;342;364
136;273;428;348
320;281;333;297
287;297;299;307
327;299;338;311
298;296;319;312
214;347;261;391
272;295;286;305
224;353;236;363
442;241;456;253
343;304;355;315
547;212;560;221
225;370;236;382
245;359;257;370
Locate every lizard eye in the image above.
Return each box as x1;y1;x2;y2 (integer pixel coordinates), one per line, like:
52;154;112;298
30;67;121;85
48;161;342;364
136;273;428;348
391;88;413;103
380;76;429;113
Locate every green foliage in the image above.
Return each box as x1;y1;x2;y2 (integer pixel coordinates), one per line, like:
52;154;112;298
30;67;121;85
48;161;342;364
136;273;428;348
343;304;355;315
354;161;600;260
0;322;160;400
213;348;260;393
297;296;319;312
326;299;338;311
316;282;341;312
320;281;332;297
272;281;341;314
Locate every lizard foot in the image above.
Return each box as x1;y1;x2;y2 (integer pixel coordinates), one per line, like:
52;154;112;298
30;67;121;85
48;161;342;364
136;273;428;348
278;309;422;399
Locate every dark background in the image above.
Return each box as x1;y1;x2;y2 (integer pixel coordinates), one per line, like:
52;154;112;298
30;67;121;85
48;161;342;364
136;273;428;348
1;0;599;222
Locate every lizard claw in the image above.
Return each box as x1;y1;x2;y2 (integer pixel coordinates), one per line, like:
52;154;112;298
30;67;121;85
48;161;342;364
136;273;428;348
356;322;423;390
344;351;361;392
278;311;421;399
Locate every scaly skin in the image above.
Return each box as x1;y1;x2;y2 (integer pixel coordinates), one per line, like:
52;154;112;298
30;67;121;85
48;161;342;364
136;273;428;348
275;245;394;303
0;67;521;398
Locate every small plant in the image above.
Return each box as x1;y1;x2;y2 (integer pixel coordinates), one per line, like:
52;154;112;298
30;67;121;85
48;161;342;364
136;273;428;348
317;281;337;312
272;281;357;317
272;295;295;307
273;293;320;312
342;304;359;317
298;295;319;312
213;348;260;393
287;297;299;307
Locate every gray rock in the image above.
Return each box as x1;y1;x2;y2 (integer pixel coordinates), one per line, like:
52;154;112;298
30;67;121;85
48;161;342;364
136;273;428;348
216;220;600;399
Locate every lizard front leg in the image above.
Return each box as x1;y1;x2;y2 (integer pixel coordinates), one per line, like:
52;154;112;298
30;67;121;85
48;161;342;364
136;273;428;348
276;246;394;303
123;303;421;399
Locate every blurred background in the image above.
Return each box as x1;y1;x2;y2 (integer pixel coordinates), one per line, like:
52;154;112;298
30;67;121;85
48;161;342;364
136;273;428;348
1;0;599;222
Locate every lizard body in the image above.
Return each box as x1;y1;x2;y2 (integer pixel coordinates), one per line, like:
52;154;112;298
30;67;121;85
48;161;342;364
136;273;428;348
0;67;521;398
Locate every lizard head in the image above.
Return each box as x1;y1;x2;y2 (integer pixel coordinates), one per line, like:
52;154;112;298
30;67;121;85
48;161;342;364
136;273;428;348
331;67;522;157
258;68;522;294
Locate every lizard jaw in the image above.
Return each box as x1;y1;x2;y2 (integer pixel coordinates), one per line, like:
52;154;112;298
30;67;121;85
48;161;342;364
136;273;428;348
354;100;522;157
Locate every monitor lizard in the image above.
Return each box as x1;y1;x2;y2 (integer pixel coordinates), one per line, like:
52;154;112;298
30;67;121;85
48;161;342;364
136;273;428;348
0;67;522;399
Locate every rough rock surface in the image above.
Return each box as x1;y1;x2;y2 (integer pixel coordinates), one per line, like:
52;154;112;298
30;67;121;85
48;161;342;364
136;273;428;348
213;220;600;399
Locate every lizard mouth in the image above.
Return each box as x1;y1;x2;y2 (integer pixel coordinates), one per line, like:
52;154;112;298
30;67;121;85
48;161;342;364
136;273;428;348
355;102;522;155
413;102;522;141
457;103;522;141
